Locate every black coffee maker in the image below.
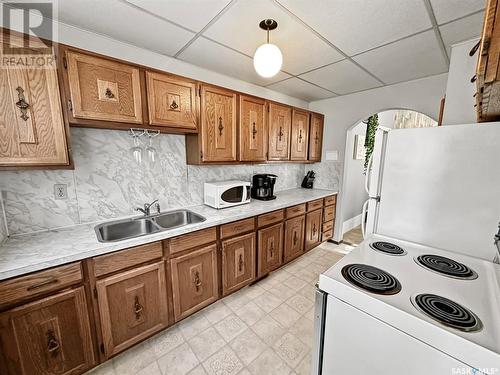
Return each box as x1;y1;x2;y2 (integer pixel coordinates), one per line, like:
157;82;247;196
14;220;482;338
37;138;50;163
251;174;277;200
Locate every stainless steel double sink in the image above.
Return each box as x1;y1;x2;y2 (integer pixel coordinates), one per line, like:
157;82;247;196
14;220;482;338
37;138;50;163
95;209;206;242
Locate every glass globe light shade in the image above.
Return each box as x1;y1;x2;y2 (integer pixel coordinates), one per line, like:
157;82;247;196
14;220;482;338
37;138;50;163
253;43;283;78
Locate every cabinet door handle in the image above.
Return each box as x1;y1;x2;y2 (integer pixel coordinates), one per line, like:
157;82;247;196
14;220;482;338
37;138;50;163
238;254;244;272
218;117;224;136
15;86;30;121
298;129;303;142
312;223;317;235
46;329;60;355
170;99;178;109
278;126;284;141
194;270;202;291
269;242;274;258
252;122;257;139
134;296;143;319
293;231;298;246
315;132;319;144
27;277;58;291
105;88;115;99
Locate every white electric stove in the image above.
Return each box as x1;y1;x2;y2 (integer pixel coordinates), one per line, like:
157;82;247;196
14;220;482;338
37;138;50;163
313;234;500;375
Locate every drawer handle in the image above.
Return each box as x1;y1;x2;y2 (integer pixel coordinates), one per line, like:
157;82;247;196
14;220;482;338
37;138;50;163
252;122;257;139
46;330;60;355
238;254;244;272
15;86;30;121
134;296;143;319
194;271;202;291
170;99;179;110
293;231;298;246
278;126;284;141
27;277;59;291
218;117;224;136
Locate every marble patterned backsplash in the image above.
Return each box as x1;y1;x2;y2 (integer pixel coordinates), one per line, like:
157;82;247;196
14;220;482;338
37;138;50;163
0;128;340;236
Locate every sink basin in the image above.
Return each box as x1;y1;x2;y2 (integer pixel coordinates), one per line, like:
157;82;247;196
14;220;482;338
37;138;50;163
95;218;160;242
152;209;206;229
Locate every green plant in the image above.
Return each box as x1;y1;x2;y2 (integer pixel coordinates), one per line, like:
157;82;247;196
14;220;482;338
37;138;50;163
363;114;379;173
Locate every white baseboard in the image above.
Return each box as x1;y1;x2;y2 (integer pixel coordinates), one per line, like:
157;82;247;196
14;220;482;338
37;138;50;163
342;214;362;234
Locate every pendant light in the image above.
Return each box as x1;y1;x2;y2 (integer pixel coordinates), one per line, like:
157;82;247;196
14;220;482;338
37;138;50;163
253;19;283;78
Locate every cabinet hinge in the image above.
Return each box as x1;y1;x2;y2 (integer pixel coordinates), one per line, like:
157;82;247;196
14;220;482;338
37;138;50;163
100;343;105;354
67;99;73;112
63;56;67;69
93;287;98;299
482;37;490;56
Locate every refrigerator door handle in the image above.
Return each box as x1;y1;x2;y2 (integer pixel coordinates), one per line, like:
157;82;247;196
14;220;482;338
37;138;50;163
312;286;327;375
361;199;369;238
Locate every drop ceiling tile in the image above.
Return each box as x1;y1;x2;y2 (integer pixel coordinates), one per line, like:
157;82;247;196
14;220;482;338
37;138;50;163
203;0;343;75
178;37;291;86
440;12;484;56
277;0;431;56
125;0;232;32
430;0;485;24
353;30;448;85
300;60;382;95
267;78;334;101
57;0;194;56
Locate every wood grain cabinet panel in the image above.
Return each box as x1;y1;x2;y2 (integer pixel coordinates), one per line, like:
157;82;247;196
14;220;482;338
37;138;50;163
221;233;256;296
170;244;218;321
290;109;309;161
257;223;283;277
0;287;95;375
239;95;267;161
199;85;237;162
0;33;69;167
284;215;305;263
305;209;322;251
146;71;198;131
65;50;143;124
96;262;168;357
308;113;324;161
268;103;292;161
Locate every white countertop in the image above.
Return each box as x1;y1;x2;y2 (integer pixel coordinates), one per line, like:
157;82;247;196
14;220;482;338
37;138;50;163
0;188;337;281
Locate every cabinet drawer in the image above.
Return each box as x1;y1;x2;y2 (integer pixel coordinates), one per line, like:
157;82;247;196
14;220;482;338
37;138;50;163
323;205;335;222
286;204;306;218
169;227;217;255
221;233;256;296
93;242;163;277
220;218;255;239
0;263;83;307
322;228;333;241
307;199;323;212
257;209;284;228
323;220;334;232
324;195;337;206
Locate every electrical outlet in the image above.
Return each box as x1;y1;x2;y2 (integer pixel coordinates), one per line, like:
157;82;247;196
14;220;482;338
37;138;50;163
54;184;68;200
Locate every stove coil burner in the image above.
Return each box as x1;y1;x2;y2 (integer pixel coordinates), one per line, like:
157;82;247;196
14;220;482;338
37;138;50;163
416;254;477;280
341;264;402;295
412;294;482;332
369;241;407;256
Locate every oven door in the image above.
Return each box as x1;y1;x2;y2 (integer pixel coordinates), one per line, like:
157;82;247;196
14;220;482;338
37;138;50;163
220;185;246;206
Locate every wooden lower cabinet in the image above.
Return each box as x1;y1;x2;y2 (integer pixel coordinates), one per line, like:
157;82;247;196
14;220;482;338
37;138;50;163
95;262;168;357
221;233;256;296
305;209;323;251
284;215;305;263
170;244;218;322
0;287;95;375
257;223;283;277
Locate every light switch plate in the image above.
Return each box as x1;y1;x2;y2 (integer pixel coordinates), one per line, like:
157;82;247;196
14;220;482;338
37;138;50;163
326;151;338;161
54;184;68;200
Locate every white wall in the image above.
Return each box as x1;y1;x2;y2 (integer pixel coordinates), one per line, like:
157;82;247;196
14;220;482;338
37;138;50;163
309;73;448;241
442;38;479;125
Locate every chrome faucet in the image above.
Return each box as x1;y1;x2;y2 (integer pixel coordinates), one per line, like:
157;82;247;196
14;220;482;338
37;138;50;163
494;222;500;264
136;199;160;216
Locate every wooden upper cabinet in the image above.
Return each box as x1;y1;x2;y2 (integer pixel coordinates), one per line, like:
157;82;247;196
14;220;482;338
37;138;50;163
221;232;256;296
309;113;324;161
146;71;198;131
239;95;267;161
268;103;292;160
0;34;69;167
95;262;168;357
0;287;95;375
290;108;310;161
199;85;237;162
65;50;143;124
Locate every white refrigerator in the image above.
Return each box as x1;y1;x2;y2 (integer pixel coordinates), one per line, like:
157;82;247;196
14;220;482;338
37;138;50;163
361;122;500;262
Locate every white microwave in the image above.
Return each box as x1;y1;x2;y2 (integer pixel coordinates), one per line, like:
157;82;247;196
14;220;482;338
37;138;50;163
204;180;251;209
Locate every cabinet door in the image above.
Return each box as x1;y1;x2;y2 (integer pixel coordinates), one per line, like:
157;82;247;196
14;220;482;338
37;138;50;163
239;95;267;161
305;209;323;251
0;50;68;166
96;262;168;357
65;50;143;124
146;71;198;130
0;287;95;375
200;85;237;162
170;244;218;321
268;103;291;160
221;233;256;296
290;109;309;161
257;223;283;277
284;216;305;263
308;113;324;161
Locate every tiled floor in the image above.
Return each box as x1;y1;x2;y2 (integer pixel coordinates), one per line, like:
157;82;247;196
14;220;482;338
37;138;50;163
86;244;347;375
343;225;363;246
